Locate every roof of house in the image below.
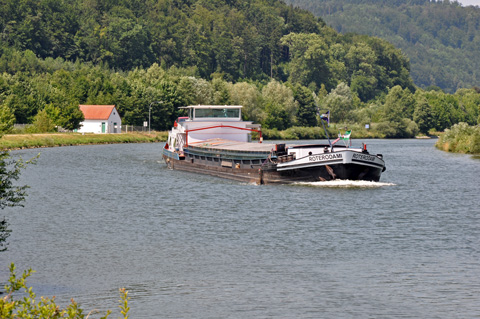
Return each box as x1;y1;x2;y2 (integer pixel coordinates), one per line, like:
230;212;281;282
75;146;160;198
79;105;116;120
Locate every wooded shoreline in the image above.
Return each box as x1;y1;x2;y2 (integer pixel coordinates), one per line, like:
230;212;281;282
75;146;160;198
1;129;439;151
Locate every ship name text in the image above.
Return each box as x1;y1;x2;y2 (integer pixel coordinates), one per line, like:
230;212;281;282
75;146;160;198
309;153;342;162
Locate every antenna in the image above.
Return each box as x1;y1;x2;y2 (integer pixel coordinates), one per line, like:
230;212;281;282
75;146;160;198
319;110;331;146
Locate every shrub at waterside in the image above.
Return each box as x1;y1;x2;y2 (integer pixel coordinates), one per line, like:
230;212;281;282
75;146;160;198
436;123;480;154
0;263;130;319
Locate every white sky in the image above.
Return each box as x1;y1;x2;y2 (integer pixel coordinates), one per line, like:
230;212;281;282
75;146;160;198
456;0;480;6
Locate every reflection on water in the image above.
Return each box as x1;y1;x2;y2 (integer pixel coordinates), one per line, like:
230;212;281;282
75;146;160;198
294;180;396;188
3;139;480;319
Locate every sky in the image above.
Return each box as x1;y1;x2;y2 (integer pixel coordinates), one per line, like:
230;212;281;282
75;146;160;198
456;0;480;6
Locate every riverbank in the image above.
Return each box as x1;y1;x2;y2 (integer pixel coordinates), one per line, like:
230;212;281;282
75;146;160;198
262;125;438;140
435;122;480;155
0;132;168;150
1;129;439;151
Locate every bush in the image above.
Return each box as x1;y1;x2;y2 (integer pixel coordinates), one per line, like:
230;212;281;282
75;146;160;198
262;126;327;140
283;126;326;140
26;110;57;133
0;105;16;134
436;122;480;154
0;263;130;319
374;118;418;138
262;128;282;140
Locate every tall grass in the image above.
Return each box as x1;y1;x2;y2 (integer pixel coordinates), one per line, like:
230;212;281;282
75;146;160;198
435;122;480;154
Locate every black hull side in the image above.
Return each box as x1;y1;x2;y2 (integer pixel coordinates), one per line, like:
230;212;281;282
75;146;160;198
262;163;382;184
164;155;263;184
163;155;383;184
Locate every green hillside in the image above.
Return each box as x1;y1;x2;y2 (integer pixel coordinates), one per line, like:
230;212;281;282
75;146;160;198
0;0;412;126
283;0;480;93
0;0;478;138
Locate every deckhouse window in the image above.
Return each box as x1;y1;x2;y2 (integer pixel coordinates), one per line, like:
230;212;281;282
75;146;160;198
194;108;240;119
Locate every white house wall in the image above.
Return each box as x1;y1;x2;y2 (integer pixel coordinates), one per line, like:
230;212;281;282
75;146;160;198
78;120;103;133
78;111;122;133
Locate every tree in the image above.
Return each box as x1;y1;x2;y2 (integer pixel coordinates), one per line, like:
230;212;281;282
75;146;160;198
151;81;182;131
350;74;378;102
227;82;264;124
281;32;330;89
380;85;419;137
424;90;463;131
261;80;296;127
324;82;353;123
382;85;416;122
0;105;16;133
211;78;231;105
57;104;84;131
263;101;291;130
414;94;434;134
286;0;479;93
294;85;317;127
0;151;33;252
28;109;56;133
0;97;34;252
454;88;480;125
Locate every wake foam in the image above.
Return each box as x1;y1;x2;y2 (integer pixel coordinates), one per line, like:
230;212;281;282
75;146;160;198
294;180;395;188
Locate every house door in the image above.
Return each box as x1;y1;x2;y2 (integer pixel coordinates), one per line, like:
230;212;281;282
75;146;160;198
102;122;106;133
113;122;117;133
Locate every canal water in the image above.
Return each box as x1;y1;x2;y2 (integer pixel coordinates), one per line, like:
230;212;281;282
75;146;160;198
2;139;480;318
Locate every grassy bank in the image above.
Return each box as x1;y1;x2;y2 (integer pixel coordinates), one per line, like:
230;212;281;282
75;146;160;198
261;123;428;140
435;122;480;154
1;126;442;151
0;132;168;150
262;125;377;141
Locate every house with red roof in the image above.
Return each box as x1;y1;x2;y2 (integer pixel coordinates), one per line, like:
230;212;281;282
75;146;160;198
78;105;122;133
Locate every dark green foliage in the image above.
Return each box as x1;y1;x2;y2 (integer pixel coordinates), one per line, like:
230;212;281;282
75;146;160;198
285;0;480;93
0;105;15;133
0;0;478;135
0;0;413;97
294;85;317;127
264;101;291;130
262;126;327;140
413;97;434;134
436;122;480;154
0;152;29;210
0;0;327;78
57;104;85;130
0;151;33;252
0;217;11;252
378;85;418;137
28;109;56;133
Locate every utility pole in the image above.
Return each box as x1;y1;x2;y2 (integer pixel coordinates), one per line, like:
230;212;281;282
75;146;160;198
149;101;163;134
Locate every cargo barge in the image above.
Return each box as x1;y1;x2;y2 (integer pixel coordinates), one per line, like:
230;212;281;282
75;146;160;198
162;105;386;184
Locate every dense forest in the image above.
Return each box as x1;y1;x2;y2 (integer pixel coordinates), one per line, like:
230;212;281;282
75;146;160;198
0;0;479;137
284;0;480;93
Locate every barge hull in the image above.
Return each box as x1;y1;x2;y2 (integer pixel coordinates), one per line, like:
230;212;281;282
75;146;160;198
163;153;383;184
